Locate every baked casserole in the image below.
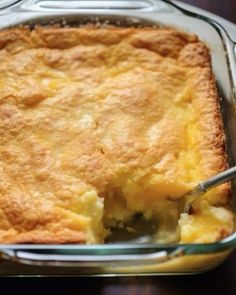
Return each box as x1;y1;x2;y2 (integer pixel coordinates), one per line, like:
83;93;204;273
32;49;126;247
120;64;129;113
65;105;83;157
0;26;234;244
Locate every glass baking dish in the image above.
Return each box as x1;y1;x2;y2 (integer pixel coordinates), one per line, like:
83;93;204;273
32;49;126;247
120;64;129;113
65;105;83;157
0;0;236;276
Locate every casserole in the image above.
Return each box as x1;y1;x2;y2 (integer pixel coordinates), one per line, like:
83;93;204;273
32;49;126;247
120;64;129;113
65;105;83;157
0;24;233;245
0;0;236;276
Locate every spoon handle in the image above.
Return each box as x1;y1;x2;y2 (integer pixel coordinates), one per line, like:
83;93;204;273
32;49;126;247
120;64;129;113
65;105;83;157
183;166;236;213
201;165;236;191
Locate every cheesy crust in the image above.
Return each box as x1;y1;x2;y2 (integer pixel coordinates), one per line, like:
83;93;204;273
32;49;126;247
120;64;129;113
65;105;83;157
0;26;233;244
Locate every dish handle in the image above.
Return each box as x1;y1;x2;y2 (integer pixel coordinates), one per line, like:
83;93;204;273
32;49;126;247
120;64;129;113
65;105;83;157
0;248;185;267
13;0;167;12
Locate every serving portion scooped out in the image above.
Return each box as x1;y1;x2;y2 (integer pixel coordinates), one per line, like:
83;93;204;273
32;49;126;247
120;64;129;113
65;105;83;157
0;25;233;244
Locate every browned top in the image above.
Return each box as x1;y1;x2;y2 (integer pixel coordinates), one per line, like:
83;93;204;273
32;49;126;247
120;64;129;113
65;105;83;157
0;26;232;244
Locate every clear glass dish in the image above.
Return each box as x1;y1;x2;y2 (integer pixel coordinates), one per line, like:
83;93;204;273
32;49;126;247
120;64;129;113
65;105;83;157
0;0;236;276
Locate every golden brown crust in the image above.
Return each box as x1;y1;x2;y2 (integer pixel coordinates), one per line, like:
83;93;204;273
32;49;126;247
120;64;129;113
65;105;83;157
0;26;232;244
188;66;230;205
0;229;85;244
178;42;211;67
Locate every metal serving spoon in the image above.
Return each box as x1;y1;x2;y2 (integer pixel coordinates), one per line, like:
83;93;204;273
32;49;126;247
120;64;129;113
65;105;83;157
179;165;236;214
108;166;236;244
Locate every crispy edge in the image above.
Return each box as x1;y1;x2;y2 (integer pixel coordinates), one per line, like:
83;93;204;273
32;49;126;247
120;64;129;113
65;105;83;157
179;41;230;204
